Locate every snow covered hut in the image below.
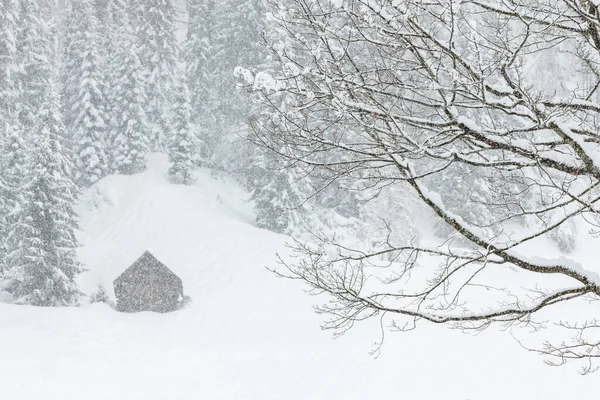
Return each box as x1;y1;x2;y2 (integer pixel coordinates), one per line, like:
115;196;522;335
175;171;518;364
114;251;183;313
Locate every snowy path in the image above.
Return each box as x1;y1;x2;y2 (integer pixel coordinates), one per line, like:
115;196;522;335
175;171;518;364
0;155;597;399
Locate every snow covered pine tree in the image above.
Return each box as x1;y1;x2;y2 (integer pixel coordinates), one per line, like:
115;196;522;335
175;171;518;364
63;0;110;187
135;0;179;151
3;79;82;306
1;2;82;306
168;76;197;184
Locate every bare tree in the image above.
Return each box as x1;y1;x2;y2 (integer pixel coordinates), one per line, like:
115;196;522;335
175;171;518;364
241;0;600;372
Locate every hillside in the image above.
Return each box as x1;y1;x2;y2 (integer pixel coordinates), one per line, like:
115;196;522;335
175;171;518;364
0;154;598;400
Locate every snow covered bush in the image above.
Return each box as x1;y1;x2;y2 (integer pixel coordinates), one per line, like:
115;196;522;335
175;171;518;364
89;283;109;304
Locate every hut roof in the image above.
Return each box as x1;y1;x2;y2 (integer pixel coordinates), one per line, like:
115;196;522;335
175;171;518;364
114;251;181;286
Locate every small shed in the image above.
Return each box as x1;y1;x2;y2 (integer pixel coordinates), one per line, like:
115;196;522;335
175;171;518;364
114;251;183;313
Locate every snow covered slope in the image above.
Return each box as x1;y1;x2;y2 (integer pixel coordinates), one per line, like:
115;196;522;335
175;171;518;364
0;154;598;400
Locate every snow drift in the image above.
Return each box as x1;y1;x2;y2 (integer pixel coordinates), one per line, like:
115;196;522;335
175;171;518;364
0;154;597;400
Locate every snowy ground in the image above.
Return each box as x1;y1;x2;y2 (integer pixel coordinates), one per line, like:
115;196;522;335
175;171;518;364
0;154;598;399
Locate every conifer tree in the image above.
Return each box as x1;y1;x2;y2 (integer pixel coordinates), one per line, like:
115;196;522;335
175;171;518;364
185;0;214;120
168;77;196;184
63;0;109;187
3;79;82;306
249;151;307;234
0;0;19;122
91;0;112;117
184;0;215;163
185;0;267;169
16;0;54;130
0;0;21;273
110;46;149;175
217;2;266;122
102;0;150;174
0;124;30;276
136;0;180;150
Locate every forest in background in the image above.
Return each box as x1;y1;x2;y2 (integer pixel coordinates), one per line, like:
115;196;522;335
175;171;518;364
0;0;376;306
